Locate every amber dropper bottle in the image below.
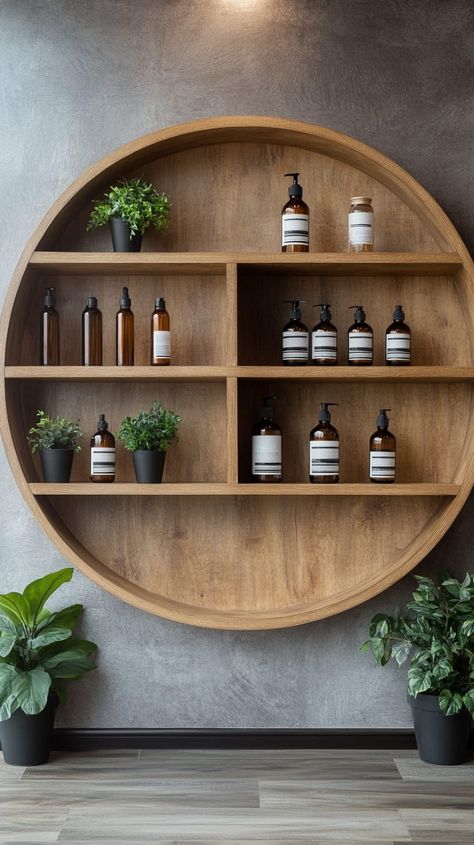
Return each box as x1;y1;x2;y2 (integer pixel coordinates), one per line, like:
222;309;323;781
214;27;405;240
40;287;59;365
281;173;309;253
369;409;396;483
82;296;102;366
151;297;170;366
116;287;134;366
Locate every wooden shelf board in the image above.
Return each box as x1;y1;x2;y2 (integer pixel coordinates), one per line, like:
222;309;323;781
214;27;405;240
30;482;460;497
6;366;474;382
29;251;462;276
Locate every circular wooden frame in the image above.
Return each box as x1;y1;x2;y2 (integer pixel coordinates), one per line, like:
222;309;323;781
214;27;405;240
1;116;474;629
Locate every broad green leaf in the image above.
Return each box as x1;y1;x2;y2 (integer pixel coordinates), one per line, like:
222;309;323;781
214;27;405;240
439;688;453;714
23;568;74;626
441;578;461;598
0;694;18;721
42;655;96;680
28;625;71;650
0;593;30;627
432;657;452;681
443;691;463;716
391;641;411;667
11;667;51;715
408;667;433;696
0;663;19;687
462;688;474;717
35;603;83;634
460;619;474;638
38;637;97;660
0;630;16;658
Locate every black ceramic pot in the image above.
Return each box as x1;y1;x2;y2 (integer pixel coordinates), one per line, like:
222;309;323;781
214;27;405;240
110;218;143;252
39;449;74;483
132;450;166;483
409;693;472;765
0;695;57;766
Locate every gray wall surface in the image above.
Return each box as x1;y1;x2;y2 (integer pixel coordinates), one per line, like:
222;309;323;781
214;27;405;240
1;0;473;729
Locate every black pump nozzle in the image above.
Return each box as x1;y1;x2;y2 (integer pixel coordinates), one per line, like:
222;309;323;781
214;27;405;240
97;414;108;432
393;304;405;321
86;296;98;309
349;305;366;323
155;297;166;310
44;287;56;308
318;402;338;422
260;395;277;418
314;303;332;321
284;172;303;198
120;287;131;308
284;299;306;319
377;408;391;429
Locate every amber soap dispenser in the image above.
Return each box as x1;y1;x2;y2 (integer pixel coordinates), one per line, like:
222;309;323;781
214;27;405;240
311;304;338;365
309;402;339;483
369;408;396;483
282;300;308;365
90;414;116;482
348;305;373;365
40;287;59;365
251;396;282;483
116;287;134;366
281;173;309;252
385;305;411;365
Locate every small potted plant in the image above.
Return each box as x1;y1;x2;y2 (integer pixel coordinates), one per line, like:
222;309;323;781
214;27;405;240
0;567;97;766
28;410;82;483
86;177;171;252
118;401;181;483
361;572;474;765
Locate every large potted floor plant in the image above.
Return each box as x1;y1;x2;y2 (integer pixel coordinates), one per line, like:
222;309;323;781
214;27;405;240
362;572;474;764
118;401;181;483
28;410;82;482
86;177;171;251
0;567;97;766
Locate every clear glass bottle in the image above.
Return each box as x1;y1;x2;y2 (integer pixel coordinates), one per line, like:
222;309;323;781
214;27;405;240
348;196;374;253
40;287;59;365
309;403;339;483
82;296;103;366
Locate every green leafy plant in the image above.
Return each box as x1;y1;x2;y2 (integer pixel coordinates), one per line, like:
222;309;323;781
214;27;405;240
86;177;171;237
0;568;97;720
28;411;82;453
118;401;181;452
361;572;474;717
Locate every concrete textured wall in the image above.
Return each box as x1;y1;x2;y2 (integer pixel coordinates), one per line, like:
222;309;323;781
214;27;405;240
1;0;473;728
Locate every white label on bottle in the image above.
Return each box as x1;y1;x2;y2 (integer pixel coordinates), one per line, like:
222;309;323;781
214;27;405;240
311;330;337;361
91;447;115;477
153;330;171;360
282;214;309;247
370;450;395;480
282;330;308;362
386;333;411;362
348;331;373;362
252;435;282;477
348;211;374;246
309;440;339;477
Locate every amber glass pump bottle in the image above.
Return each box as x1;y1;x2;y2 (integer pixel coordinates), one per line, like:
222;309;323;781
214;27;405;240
369;408;396;483
251;395;282;483
309;403;339;483
348;305;373;365
82;296;102;366
151;297;171;366
281;173;309;253
311;304;338;365
40;287;59;365
385;305;411;365
282;300;308;365
90;414;116;483
116;287;134;366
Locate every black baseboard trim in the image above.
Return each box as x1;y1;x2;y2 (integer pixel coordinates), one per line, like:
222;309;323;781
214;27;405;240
50;728;428;752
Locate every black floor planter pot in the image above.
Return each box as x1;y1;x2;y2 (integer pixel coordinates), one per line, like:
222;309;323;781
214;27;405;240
110;218;143;252
132;450;166;483
410;693;472;765
40;448;74;483
0;696;56;766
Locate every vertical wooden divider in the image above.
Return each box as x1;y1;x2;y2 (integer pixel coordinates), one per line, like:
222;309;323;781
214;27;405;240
226;263;238;483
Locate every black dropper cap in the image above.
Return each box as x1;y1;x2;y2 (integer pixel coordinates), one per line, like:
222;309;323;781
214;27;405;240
86;296;98;309
155;297;166;310
284;299;306;319
314;303;332;321
393;305;405;321
44;287;56;307
318;402;338;422
120;287;131;308
349;305;366;323
260;395;277;418
97;414;108;432
376;408;391;429
284;172;303;198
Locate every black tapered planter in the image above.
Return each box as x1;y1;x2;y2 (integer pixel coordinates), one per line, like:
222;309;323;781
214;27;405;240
110;218;143;252
40;448;74;483
410;693;472;765
132;450;166;483
0;696;56;766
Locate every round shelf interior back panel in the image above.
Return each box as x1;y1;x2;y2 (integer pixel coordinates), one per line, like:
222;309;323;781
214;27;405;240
1;116;474;629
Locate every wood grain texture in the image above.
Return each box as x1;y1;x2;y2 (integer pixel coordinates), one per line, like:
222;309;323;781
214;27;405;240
2;117;474;629
29;483;460;496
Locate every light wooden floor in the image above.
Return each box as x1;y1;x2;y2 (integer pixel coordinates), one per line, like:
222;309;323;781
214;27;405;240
1;748;473;843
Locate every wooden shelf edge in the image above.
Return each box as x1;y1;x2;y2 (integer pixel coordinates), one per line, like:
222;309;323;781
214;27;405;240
29;482;461;496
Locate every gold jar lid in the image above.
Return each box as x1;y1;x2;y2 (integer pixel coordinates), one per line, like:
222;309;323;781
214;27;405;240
350;196;372;205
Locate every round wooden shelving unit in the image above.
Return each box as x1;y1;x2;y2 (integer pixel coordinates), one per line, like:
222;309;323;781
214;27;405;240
1;116;474;629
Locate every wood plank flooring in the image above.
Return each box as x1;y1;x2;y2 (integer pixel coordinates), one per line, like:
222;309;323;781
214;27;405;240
0;748;473;844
